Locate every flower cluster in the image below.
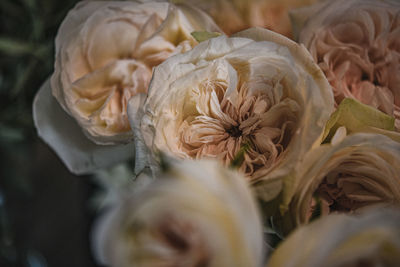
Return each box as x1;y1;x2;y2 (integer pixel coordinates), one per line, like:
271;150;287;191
33;0;400;266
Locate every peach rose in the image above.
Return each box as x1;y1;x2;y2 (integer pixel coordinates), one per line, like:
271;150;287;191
129;28;333;200
50;0;220;144
293;0;400;128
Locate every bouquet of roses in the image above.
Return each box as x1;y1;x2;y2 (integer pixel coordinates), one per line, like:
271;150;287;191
33;0;400;266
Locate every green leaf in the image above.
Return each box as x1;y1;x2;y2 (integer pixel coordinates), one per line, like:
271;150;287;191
0;1;24;19
230;142;250;168
323;98;399;143
21;0;36;10
0;124;24;143
12;59;38;98
0;38;36;56
280;171;297;214
158;151;172;173
191;31;222;43
309;196;322;222
169;0;184;3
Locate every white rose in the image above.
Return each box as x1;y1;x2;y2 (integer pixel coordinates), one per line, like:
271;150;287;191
130;28;333;200
268;207;400;267
50;0;220;144
93;160;264;267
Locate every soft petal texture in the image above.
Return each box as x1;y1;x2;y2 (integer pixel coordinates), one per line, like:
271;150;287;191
282;133;400;230
32;80;134;175
50;0;221;144
131;28;334;201
93;159;264;267
293;0;400;129
268;207;400;267
179;0;319;37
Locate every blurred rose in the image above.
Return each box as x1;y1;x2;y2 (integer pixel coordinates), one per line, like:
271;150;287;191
179;0;318;37
269;207;400;267
51;0;220;144
130;28;333;200
293;0;400;128
283;133;400;229
93;160;264;267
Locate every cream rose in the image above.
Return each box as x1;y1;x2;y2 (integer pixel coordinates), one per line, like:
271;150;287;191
177;0;319;37
282;133;400;230
93;160;264;267
268;207;400;267
130;28;333;200
51;0;220;144
292;0;400;129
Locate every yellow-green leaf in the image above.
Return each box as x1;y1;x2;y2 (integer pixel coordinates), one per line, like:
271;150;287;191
191;31;222;43
323;98;399;143
230;142;250;168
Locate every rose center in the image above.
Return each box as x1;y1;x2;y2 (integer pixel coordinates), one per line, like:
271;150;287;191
226;125;242;138
156;215;211;266
361;72;380;86
314;172;371;213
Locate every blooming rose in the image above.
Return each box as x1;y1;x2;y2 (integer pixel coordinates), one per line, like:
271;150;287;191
292;0;400;128
268;207;400;267
93;160;264;267
130;28;333;199
50;0;220;144
179;0;318;37
282;133;400;229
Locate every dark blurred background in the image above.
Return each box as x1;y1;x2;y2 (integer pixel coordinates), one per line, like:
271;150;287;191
0;1;101;266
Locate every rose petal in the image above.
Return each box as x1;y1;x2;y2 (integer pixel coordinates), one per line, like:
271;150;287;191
33;80;134;175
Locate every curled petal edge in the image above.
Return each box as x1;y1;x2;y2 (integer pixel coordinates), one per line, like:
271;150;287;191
33;79;134;175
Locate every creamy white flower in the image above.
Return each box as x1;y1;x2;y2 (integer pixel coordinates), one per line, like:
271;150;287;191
51;0;220;144
292;0;400;128
268;207;400;267
130;28;333;200
93;160;264;267
282;133;400;229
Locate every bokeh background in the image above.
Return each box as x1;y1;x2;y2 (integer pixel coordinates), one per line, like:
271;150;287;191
0;1;101;266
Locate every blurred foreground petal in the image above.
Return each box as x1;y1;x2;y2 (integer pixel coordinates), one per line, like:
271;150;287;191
269;207;400;267
93;159;264;267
